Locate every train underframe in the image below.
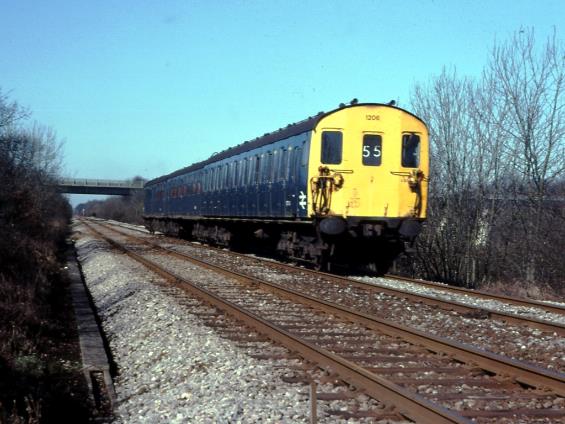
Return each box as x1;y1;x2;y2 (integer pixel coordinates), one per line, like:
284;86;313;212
143;215;423;275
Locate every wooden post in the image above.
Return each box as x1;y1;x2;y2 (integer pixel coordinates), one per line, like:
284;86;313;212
310;381;317;424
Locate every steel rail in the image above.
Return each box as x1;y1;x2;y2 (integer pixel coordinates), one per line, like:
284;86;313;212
92;220;565;397
107;220;565;335
302;271;565;336
384;273;565;315
112;220;565;315
83;220;470;423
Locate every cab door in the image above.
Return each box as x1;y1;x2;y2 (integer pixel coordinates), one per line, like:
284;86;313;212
360;132;388;216
309;129;348;217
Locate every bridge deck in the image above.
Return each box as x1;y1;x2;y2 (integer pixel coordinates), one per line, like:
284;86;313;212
56;178;144;196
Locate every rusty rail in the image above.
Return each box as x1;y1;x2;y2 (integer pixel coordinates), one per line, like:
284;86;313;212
94;220;565;397
108;220;565;335
115;220;565;316
83;220;469;423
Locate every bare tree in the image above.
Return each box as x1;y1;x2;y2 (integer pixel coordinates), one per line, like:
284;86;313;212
410;68;505;286
408;29;564;291
488;29;565;283
0;88;29;130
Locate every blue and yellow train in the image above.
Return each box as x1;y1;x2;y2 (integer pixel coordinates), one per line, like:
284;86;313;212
144;102;429;272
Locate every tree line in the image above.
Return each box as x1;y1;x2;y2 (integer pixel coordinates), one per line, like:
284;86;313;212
404;29;564;295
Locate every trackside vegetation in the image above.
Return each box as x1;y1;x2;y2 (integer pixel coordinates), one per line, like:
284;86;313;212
0;89;89;423
406;29;564;296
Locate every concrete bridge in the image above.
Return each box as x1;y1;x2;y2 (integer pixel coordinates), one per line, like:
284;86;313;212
56;178;145;196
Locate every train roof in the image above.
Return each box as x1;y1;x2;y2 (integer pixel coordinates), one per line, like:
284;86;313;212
145;103;424;186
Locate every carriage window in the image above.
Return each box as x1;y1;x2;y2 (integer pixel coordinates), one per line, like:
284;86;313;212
262;153;271;183
247;158;254;185
238;159;245;187
254;156;261;184
271;149;281;183
241;160;247;186
321;131;342;164
362;134;382;166
402;134;420;168
282;148;290;180
276;149;283;181
294;147;302;173
289;146;301;182
240;161;246;187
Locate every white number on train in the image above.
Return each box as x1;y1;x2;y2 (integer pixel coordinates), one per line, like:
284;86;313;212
363;145;381;158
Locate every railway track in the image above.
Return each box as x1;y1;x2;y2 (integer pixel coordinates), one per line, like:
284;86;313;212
100;219;565;334
83;219;565;423
97;220;565;373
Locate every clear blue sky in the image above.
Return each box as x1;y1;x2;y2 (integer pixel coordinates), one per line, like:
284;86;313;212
0;0;562;205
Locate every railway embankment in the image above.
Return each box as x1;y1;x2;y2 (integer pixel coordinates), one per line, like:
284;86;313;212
0;236;92;422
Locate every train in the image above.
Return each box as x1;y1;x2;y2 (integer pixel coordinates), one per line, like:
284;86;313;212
143;102;429;273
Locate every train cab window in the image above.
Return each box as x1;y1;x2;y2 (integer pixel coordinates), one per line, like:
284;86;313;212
402;134;420;168
321;131;342;164
362;134;382;166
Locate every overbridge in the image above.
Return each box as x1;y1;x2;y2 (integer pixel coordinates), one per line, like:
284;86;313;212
56;178;145;196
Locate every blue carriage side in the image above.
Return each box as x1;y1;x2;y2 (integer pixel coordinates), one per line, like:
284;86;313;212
144;132;311;221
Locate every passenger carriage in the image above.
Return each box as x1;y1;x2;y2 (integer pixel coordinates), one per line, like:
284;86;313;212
144;102;429;272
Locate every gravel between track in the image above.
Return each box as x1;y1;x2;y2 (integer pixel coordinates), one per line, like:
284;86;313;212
75;228;321;423
98;221;565;374
352;276;565;325
149;241;565;373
